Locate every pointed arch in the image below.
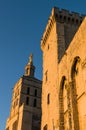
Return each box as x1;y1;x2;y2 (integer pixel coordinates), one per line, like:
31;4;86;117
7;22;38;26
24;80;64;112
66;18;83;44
70;56;81;130
71;56;80;79
59;76;66;130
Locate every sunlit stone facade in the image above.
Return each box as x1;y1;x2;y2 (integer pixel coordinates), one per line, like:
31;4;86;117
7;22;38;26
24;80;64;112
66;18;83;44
6;54;42;130
41;7;86;130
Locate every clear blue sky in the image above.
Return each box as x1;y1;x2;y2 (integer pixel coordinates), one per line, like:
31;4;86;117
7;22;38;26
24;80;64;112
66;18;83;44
0;0;86;130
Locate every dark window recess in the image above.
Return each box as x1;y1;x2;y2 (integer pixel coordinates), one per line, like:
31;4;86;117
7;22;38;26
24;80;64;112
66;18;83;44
34;89;37;96
33;99;37;107
47;94;50;104
48;44;49;50
26;97;29;105
45;71;48;82
43;124;48;130
27;87;30;95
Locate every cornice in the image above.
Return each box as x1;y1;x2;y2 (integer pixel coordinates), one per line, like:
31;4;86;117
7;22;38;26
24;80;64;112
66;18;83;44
41;8;56;51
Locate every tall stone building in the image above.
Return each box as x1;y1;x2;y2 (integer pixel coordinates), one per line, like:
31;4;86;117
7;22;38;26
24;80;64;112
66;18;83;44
41;7;86;130
6;54;42;130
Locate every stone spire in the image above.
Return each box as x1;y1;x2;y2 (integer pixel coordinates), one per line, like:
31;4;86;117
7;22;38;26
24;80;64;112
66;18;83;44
25;53;35;77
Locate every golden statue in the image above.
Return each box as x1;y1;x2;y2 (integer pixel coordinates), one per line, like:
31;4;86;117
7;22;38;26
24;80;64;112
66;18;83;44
29;53;33;65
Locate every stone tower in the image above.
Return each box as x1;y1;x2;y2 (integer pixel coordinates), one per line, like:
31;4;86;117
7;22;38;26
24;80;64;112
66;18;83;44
41;7;85;130
6;54;42;130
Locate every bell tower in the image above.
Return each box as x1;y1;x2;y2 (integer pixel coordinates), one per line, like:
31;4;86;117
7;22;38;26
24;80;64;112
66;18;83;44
25;54;35;77
5;54;42;130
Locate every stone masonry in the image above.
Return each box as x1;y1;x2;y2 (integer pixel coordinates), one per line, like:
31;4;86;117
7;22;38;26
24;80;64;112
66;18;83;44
41;7;86;130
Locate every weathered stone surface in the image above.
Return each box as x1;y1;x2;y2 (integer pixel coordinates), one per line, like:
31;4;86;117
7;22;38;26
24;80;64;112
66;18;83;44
41;7;86;130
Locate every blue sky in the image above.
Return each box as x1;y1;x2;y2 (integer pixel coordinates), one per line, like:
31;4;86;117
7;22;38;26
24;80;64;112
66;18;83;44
0;0;86;130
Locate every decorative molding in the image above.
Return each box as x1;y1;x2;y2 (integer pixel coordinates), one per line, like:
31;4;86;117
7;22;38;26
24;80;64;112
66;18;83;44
41;13;55;50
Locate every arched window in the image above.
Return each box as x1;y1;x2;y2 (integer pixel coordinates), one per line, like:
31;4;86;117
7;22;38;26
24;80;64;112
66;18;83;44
70;56;80;130
59;76;66;130
71;56;80;79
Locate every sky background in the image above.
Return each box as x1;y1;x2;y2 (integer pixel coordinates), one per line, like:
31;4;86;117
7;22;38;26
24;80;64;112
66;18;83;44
0;0;86;130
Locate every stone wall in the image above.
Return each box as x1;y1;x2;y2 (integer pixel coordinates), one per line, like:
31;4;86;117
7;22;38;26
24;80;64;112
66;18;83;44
41;6;86;130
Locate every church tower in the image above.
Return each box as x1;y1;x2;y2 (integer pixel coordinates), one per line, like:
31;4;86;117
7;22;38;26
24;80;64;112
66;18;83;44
6;54;42;130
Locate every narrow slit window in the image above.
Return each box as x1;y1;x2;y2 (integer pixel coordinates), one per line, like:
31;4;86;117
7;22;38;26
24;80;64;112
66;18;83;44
45;70;48;82
26;97;29;105
33;98;37;107
47;93;50;104
27;87;30;95
34;89;37;97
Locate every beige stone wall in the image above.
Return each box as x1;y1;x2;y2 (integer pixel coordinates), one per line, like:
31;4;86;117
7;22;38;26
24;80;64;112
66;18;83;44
56;22;79;61
9;78;22;118
41;7;86;130
41;19;59;130
58;17;86;130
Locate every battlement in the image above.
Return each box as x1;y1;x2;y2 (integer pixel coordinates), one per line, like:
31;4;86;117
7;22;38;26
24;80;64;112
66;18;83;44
41;7;85;50
53;7;85;25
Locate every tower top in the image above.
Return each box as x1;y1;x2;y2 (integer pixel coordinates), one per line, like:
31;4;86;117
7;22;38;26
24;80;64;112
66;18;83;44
28;53;33;65
25;54;35;77
41;7;85;50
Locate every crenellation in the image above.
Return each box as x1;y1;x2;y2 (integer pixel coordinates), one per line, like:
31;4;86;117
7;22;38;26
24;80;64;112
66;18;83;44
71;12;79;16
61;9;70;15
54;7;84;20
54;7;84;26
41;7;85;51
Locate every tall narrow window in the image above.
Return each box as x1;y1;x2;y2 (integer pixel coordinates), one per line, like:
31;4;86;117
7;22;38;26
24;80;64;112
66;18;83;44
47;93;50;104
48;44;49;50
33;98;37;107
59;76;66;130
26;97;29;105
34;89;37;96
27;87;30;95
45;70;48;82
70;57;80;130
